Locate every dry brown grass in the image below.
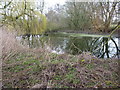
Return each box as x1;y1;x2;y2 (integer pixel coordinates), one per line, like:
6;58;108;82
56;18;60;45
2;51;120;88
0;26;48;61
1;27;120;88
1;27;25;60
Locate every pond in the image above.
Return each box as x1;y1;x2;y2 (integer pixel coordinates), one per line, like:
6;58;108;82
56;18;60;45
17;32;120;58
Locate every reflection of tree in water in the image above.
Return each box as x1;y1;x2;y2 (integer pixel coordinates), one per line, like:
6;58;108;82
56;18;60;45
94;37;120;58
65;37;120;58
45;36;68;53
109;37;120;58
93;37;110;58
65;37;92;55
20;34;120;58
21;35;41;48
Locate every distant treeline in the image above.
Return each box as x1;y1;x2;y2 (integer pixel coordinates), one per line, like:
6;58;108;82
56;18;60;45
0;0;119;34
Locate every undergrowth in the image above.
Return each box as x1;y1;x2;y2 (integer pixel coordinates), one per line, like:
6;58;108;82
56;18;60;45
2;52;120;88
1;27;120;88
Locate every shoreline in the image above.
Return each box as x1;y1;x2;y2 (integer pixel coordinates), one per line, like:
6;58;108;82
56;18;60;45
45;29;120;38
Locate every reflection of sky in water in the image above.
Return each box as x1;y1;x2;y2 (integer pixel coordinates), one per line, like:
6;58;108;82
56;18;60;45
16;35;120;58
107;38;119;58
49;37;120;58
46;37;120;58
50;37;69;54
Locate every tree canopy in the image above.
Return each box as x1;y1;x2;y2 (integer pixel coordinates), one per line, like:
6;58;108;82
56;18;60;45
0;0;47;35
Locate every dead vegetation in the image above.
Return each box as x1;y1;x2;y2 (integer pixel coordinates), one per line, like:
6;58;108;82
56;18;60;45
1;27;26;61
1;27;120;88
2;52;120;88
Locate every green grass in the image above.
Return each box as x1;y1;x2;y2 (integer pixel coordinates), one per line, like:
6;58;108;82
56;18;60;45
86;64;94;69
2;52;119;88
56;32;110;38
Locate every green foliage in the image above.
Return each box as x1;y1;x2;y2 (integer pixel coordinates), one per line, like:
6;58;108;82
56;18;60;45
30;11;47;34
47;21;61;31
86;64;94;69
51;59;64;64
81;59;85;62
1;1;47;35
54;75;62;80
64;67;78;83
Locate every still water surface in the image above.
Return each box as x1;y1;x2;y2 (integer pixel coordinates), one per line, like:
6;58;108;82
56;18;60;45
17;33;120;58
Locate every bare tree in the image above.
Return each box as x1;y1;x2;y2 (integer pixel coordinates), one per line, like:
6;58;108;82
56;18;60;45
89;1;119;32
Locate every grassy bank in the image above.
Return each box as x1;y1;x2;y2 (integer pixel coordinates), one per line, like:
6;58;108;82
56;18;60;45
53;32;110;38
2;51;120;88
45;29;120;38
1;27;120;88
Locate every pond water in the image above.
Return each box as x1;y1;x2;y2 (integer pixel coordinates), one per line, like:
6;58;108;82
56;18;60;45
17;33;120;58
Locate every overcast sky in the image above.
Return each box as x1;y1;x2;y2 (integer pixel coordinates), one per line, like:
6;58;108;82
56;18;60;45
44;0;66;8
43;0;66;13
